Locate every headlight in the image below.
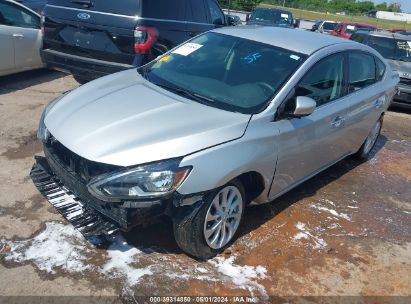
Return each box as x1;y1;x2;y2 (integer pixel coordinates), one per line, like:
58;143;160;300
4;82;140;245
87;159;191;201
37;93;67;142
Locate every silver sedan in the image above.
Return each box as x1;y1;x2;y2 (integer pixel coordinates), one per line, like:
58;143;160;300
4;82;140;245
0;0;43;76
32;26;399;258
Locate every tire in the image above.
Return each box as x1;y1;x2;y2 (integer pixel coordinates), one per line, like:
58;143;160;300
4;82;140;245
73;75;90;85
173;179;245;259
354;116;383;160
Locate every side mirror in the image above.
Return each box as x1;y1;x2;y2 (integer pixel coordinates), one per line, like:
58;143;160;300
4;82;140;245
246;14;250;22
293;96;316;117
226;15;235;26
213;18;224;26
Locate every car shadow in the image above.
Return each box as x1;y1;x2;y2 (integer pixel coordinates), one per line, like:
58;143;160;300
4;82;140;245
123;135;388;257
389;106;411;115
0;69;67;95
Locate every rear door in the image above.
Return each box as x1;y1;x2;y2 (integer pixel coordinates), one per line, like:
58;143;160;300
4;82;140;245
43;0;140;65
344;51;386;151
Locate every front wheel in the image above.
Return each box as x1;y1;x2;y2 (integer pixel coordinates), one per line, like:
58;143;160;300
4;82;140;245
354;116;383;160
173;180;245;259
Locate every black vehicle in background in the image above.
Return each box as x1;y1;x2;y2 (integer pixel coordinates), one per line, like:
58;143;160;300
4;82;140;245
350;30;411;109
246;7;294;28
15;0;46;13
41;0;231;83
225;14;241;26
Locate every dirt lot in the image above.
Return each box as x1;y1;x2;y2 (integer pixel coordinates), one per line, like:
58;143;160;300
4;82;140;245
0;70;410;302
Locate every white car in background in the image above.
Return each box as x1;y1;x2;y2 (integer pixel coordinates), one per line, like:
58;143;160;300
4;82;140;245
0;0;43;76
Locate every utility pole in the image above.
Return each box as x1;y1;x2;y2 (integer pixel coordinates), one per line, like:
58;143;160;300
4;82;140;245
228;0;231;15
283;0;286;7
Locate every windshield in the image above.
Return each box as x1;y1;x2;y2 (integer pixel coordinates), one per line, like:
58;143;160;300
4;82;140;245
368;36;411;62
395;40;411;62
345;24;374;34
323;22;337;31
250;9;293;26
344;25;358;34
140;32;306;114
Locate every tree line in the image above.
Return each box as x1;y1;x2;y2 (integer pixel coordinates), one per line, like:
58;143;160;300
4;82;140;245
220;0;402;14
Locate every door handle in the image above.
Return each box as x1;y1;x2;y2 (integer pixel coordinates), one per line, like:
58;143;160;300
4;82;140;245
331;116;345;128
12;33;24;39
188;32;197;37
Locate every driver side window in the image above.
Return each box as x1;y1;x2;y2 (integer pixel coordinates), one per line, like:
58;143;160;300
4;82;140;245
293;53;345;107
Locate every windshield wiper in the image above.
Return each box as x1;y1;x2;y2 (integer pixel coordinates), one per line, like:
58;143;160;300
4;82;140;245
154;82;217;105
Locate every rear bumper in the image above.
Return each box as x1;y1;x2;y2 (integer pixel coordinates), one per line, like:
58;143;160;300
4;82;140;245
41;49;135;80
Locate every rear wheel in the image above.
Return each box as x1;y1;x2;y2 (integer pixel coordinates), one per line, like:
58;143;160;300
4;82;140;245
354;116;383;160
173;180;245;259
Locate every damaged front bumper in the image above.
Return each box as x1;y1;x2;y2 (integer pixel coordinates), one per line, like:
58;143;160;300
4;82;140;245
30;153;170;244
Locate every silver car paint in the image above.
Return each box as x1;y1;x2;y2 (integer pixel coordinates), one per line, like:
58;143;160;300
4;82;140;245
0;0;43;76
43;27;399;205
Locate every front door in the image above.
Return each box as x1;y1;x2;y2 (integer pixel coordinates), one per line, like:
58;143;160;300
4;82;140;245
269;52;352;199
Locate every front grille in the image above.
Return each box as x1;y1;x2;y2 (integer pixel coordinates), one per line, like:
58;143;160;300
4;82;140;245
44;136;120;183
400;77;411;86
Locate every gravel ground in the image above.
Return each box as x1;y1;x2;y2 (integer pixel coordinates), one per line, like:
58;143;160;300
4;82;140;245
0;69;410;302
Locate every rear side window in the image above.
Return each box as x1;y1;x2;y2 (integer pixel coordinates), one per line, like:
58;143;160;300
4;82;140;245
375;57;386;81
0;2;39;29
367;36;396;58
142;0;188;21
48;0;141;16
294;53;345;106
348;52;377;92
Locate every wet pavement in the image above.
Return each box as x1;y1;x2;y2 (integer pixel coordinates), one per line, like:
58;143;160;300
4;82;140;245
0;70;410;301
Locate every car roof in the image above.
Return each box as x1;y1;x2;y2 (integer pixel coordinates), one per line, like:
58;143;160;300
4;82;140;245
356;30;411;41
212;25;351;55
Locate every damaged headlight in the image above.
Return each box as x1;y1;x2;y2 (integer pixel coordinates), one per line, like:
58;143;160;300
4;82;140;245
37;93;68;142
87;159;191;201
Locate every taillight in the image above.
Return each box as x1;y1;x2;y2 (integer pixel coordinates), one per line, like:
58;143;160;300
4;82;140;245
134;26;158;54
40;12;45;34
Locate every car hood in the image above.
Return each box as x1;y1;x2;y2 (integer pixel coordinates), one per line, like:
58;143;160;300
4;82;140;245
45;69;251;167
386;59;411;78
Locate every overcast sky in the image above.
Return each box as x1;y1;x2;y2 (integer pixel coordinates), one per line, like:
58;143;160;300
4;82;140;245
370;0;411;13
